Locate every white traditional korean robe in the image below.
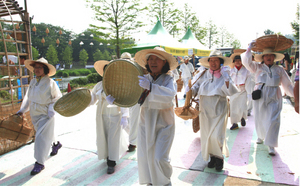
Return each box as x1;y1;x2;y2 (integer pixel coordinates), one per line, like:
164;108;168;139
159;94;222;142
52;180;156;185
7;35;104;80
229;66;251;124
246;73;255;114
241;51;294;147
18;75;62;164
191;70;239;161
128;104;140;146
179;62;194;91
90;82;128;161
137;73;176;186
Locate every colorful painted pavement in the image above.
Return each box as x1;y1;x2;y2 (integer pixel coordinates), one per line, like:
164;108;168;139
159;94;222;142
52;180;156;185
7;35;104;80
0;94;299;185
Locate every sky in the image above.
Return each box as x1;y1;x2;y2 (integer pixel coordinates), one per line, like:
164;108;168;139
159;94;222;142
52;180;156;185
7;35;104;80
16;0;299;49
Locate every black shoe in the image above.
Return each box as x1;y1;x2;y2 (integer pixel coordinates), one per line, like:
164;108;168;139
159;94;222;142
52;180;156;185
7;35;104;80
184;94;186;98
107;166;115;174
30;162;45;175
241;118;246;126
127;144;136;152
230;123;239;130
50;141;62;156
215;158;224;172
207;156;216;168
247;112;251;116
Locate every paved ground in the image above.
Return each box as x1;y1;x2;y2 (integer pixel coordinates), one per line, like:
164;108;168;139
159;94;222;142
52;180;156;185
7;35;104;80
0;92;299;186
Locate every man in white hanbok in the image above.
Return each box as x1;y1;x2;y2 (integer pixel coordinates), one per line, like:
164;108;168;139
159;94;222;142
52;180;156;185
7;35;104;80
17;58;62;175
90;60;129;174
241;40;294;156
135;47;178;185
188;50;239;172
229;50;252;130
179;56;194;97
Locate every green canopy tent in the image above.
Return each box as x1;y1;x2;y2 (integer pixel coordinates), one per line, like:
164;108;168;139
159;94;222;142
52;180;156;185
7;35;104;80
121;20;188;56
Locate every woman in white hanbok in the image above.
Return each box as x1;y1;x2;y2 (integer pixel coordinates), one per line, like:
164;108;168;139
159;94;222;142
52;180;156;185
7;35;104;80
135;47;178;185
17;58;62;175
90;60;129;174
241;41;294;156
229;50;252;130
188;50;239;172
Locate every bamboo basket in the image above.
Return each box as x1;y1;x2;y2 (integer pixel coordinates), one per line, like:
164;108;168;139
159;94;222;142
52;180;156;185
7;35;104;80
0;114;33;143
252;34;294;52
54;88;91;117
103;59;144;107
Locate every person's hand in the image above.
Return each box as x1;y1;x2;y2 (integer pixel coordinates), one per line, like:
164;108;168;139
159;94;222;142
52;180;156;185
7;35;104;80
221;66;230;81
48;109;55;118
120;117;128;129
105;95;115;105
247;40;256;51
138;75;151;90
185;85;190;93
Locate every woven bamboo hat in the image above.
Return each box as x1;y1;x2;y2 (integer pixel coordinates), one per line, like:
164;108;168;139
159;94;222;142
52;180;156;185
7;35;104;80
229;49;246;68
94;60;110;76
134;47;178;71
54;88;91;117
198;50;232;68
24;57;56;76
102;59;144;107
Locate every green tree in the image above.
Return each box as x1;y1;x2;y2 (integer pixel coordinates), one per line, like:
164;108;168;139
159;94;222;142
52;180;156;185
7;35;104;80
205;20;219;49
180;3;207;45
30;23;73;61
87;0;147;58
291;4;299;44
93;49;103;61
102;49;111;61
79;49;89;66
62;46;73;65
46;45;59;65
32;46;39;60
148;0;181;36
264;29;275;35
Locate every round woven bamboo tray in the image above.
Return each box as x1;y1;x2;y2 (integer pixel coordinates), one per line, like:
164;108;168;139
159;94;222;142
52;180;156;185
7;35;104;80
54;88;91;117
251;34;294;52
103;59;144;107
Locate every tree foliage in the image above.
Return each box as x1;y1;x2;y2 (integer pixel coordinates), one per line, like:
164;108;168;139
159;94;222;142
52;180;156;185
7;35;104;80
291;4;299;44
46;45;59;65
148;0;181;37
79;49;89;66
62;46;73;65
87;0;147;58
204;20;219;49
93;49;103;61
32;46;39;60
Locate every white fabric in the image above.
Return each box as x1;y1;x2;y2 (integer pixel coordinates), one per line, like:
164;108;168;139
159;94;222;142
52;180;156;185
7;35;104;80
90;82;128;161
246;73;255;113
138;75;151;90
229;66;252;123
128;104;140;146
18;75;62;164
191;71;239;161
137;73;176;185
179;62;194;79
3;55;18;64
241;51;294;147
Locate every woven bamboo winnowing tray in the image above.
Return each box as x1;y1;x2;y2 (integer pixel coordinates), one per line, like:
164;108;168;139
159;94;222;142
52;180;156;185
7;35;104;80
251;34;294;52
103;59;144;107
54;88;91;117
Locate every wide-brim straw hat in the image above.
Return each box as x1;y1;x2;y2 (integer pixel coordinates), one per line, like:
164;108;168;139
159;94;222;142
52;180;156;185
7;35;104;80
94;60;110;76
254;48;285;62
229;49;246;68
198;50;232;68
134;47;178;71
24;57;56;76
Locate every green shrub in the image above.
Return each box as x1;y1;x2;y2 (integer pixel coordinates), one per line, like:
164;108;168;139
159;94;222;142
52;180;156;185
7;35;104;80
0;90;10;100
56;70;63;77
90;68;97;73
70;77;89;85
62;72;69;77
87;73;102;83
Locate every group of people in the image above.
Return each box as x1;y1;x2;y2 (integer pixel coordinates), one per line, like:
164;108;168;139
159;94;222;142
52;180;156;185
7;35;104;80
15;37;298;185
